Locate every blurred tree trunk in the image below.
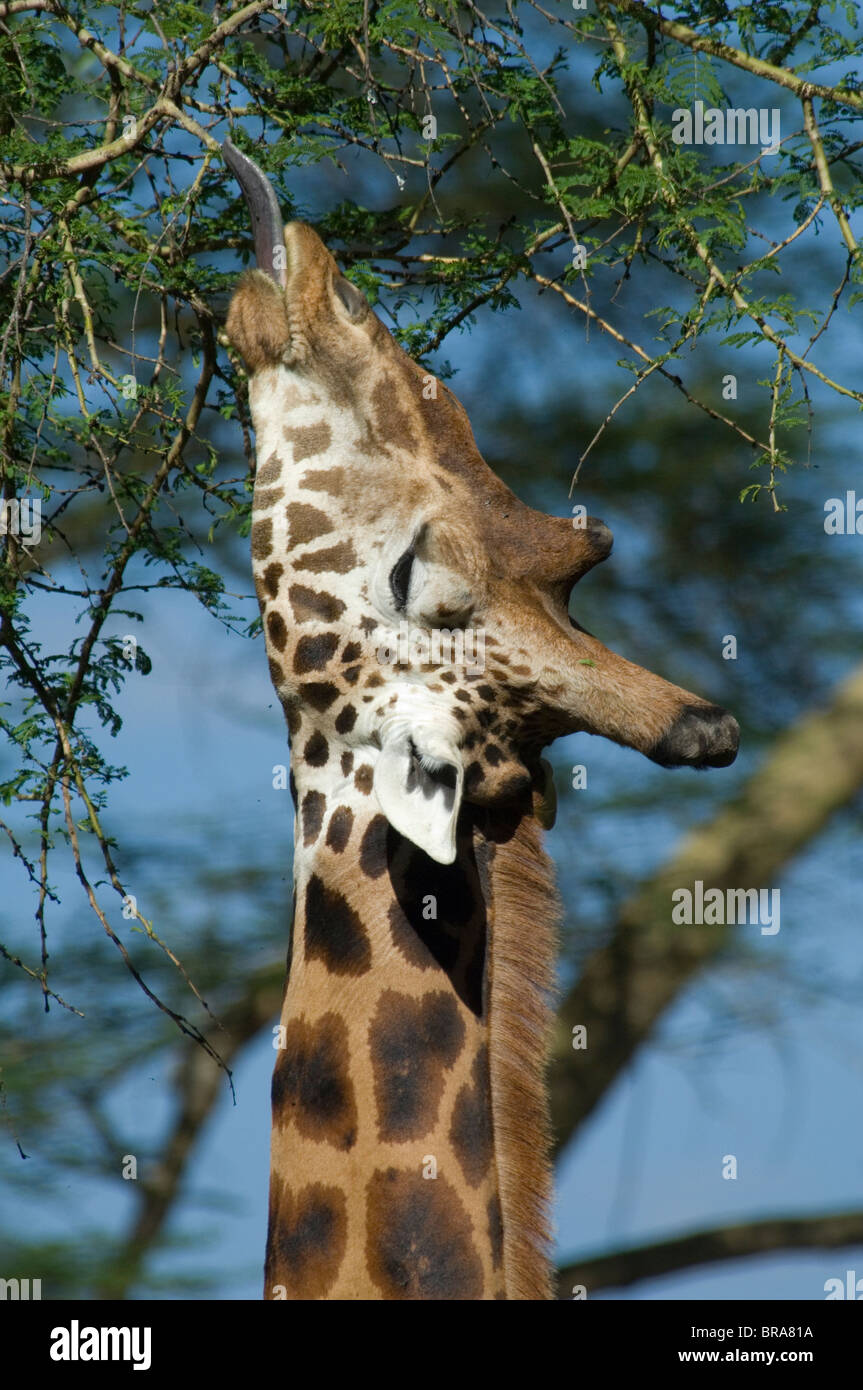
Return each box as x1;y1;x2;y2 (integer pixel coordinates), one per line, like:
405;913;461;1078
557;1209;863;1297
550;660;863;1153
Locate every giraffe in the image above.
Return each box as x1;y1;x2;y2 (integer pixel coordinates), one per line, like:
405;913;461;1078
222;138;739;1301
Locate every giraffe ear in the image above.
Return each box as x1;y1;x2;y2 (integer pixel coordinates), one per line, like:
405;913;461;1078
374;727;463;866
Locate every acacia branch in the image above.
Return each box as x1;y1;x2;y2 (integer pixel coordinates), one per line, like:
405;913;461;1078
597;3;863;407
608;0;863;111
528;272;770;469
803;97;862;264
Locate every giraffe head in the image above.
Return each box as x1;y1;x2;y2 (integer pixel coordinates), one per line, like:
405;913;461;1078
224;140;738;866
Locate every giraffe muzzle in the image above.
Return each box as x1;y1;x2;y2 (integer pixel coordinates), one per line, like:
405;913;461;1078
586;518;613;558
649;703;740;769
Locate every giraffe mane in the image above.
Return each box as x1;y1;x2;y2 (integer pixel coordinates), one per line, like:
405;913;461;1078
484;812;559;1300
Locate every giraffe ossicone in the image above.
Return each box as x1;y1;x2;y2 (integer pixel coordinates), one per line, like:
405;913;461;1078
223;137;739;1301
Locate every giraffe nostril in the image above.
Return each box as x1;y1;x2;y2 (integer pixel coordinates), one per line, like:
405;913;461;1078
587;519;613;557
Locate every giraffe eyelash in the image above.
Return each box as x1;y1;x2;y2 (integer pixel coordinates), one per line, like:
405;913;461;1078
407;738;455;778
417;751;447;774
389;544;415;611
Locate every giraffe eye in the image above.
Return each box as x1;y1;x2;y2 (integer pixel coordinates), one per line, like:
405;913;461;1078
389;545;415;612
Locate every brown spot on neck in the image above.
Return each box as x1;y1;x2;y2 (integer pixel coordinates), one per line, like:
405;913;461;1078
294;540;358;574
286;502;334;548
283;421;332;462
300;466;345;494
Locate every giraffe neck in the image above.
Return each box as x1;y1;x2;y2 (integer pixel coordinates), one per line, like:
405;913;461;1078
265;763;557;1300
